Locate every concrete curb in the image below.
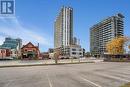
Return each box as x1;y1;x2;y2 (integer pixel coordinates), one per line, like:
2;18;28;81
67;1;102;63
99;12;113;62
0;62;94;68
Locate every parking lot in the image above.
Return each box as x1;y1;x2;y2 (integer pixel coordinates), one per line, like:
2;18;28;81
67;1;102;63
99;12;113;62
0;62;130;87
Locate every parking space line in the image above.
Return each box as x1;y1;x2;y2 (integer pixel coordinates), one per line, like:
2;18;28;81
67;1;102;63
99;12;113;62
80;76;102;87
96;73;130;82
47;74;53;87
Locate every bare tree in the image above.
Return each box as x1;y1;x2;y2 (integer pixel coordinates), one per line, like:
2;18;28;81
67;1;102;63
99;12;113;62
54;48;61;64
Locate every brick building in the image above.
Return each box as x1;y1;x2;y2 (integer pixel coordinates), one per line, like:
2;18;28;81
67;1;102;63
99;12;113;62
0;49;11;59
21;42;40;59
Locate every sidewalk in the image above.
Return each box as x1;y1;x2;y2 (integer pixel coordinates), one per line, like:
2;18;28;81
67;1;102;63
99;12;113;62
0;59;103;68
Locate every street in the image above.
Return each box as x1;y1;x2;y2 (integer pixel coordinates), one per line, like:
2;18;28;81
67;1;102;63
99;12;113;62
0;62;130;87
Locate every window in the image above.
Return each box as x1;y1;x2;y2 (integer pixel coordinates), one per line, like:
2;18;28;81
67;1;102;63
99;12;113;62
15;51;17;54
2;50;5;53
79;49;82;51
79;53;82;55
72;49;76;51
72;52;76;55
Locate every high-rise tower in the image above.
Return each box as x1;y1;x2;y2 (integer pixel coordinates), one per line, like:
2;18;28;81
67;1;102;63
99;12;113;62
54;6;73;48
90;13;124;56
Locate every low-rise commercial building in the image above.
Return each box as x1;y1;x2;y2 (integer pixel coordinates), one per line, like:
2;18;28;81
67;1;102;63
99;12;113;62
21;42;40;60
54;45;85;59
0;48;11;59
48;48;54;53
40;52;49;59
64;45;85;58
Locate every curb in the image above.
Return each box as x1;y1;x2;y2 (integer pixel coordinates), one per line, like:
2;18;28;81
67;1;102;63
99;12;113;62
0;62;94;68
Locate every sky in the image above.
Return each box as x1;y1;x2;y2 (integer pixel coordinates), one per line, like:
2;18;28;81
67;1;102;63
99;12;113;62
0;0;130;52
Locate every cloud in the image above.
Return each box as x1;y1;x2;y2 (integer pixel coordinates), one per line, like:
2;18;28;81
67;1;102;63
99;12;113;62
0;17;53;50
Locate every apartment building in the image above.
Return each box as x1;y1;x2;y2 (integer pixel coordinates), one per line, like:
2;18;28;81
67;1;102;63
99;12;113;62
90;13;124;56
54;6;73;48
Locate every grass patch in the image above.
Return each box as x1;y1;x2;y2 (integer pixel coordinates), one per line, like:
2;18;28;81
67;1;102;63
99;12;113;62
120;82;130;87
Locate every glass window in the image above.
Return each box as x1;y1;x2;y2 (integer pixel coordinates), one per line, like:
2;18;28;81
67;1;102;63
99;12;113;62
72;52;76;55
72;49;76;51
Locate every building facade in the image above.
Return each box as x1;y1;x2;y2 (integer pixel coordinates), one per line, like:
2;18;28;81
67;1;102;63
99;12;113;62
90;13;124;56
40;52;49;59
0;49;11;59
54;6;85;58
0;37;22;59
55;45;85;59
48;48;54;53
54;6;73;48
21;42;40;59
68;45;85;58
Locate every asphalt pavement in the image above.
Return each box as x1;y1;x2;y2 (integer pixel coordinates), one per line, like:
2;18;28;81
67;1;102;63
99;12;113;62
0;62;130;87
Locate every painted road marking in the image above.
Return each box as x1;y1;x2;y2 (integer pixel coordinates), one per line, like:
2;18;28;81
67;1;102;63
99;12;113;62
80;76;102;87
46;74;53;87
96;73;130;82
